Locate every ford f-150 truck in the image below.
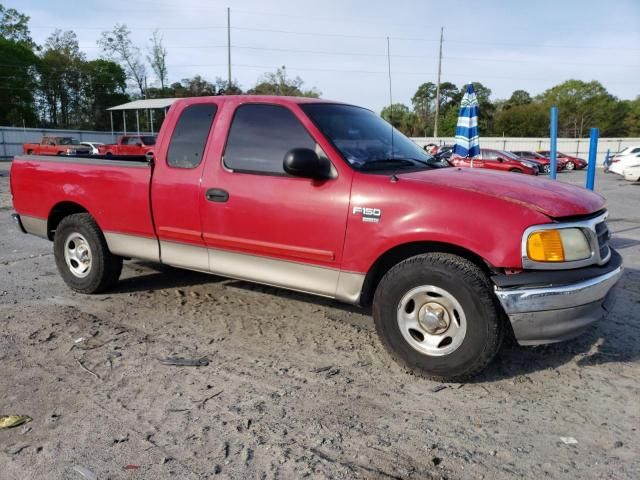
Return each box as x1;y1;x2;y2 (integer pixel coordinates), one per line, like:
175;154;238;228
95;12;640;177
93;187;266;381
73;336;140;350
23;137;91;156
10;95;623;381
98;135;156;156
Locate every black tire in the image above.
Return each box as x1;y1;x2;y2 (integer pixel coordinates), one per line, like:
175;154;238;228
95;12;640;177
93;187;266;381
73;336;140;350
543;165;551;174
53;213;122;294
27;149;33;155
372;253;504;382
509;168;523;173
565;161;575;171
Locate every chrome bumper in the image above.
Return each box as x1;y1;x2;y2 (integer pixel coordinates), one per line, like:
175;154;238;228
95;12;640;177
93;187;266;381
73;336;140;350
494;260;623;345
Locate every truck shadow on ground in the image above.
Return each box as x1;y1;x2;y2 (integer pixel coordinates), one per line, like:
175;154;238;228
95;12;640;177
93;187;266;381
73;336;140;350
116;261;639;383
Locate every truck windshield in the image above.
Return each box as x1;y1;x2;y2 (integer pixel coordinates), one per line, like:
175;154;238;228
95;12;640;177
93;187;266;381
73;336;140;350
301;103;440;171
141;136;156;145
58;138;80;145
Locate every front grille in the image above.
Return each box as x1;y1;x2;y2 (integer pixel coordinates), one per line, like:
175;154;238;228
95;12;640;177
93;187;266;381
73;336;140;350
595;221;611;260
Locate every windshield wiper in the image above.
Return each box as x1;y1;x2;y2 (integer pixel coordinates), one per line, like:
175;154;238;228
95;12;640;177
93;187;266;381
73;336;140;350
360;158;428;170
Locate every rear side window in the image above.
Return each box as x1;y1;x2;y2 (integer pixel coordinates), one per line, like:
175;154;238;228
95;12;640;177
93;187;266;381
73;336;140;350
167;103;217;168
223;104;316;174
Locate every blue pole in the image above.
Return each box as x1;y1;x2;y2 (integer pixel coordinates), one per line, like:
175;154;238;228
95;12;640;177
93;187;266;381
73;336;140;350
586;128;599;190
549;106;558;180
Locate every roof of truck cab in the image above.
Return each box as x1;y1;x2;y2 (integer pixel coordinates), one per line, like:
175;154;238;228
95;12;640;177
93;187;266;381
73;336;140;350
172;95;346;105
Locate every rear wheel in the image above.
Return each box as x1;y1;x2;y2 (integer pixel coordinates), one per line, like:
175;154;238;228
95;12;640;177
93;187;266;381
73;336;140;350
509;168;523;173
373;253;504;382
53;213;122;293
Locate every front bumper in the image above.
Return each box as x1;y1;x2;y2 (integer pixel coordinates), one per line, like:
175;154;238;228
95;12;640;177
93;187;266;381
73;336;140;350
493;250;623;345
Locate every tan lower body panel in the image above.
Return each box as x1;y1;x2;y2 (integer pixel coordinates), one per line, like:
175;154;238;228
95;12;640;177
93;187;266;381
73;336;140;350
158;240;364;304
104;232;160;262
21;215;48;239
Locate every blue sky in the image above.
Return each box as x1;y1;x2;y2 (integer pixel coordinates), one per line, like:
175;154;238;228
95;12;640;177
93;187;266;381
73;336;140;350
11;0;640;112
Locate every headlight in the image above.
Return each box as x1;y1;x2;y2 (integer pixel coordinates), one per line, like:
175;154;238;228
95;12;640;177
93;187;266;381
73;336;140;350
526;228;591;262
66;148;73;154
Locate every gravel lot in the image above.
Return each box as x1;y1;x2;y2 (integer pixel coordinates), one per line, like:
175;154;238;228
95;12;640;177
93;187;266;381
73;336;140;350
1;162;638;480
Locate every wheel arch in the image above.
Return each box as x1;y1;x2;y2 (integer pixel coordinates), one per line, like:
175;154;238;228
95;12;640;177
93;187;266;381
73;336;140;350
359;241;495;307
47;201;91;240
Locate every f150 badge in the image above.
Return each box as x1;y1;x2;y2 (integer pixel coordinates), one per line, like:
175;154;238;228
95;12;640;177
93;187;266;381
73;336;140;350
353;206;382;223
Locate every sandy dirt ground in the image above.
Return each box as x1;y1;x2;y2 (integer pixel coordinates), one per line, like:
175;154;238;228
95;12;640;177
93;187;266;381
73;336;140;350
0;163;639;480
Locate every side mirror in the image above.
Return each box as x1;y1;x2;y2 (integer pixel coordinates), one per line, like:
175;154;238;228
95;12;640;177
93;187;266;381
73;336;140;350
283;148;332;179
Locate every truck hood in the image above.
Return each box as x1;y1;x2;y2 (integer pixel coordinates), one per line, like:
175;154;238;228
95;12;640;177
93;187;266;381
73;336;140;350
399;167;605;218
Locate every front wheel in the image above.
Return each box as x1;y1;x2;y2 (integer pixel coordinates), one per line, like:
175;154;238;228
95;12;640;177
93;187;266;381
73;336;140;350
509;168;523;173
565;161;575;171
53;213;122;293
373;253;504;382
543;165;551;174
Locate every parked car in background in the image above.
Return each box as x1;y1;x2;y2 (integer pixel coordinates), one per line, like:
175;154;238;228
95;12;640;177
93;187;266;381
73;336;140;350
623;164;640;182
23;137;91;156
611;145;640;162
511;151;561;174
97;135;156;156
537;150;586;170
450;148;539;175
610;151;640;176
9;95;621;381
80;142;104;155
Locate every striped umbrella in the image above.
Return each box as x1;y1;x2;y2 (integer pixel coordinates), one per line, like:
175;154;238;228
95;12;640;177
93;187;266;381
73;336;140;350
452;83;480;166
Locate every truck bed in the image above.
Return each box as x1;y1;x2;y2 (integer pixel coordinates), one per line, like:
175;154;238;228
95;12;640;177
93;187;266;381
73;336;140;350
10;154;156;245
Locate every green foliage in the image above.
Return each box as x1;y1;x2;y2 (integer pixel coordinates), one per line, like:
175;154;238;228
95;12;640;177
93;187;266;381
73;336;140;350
0;3;33;46
494;103;548;136
623;96;640;136
0;37;39;126
248;66;320;98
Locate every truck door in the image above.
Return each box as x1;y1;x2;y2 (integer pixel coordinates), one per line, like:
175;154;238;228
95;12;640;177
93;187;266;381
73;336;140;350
199;102;354;299
150;101;220;270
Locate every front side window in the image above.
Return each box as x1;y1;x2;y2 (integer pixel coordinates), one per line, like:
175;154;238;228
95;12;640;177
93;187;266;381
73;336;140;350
301;103;440;172
224;104;317;175
167;103;217;168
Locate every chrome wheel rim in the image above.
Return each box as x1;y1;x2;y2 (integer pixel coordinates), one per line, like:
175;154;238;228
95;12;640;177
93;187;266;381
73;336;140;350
64;233;92;278
397;285;467;356
566;161;575;170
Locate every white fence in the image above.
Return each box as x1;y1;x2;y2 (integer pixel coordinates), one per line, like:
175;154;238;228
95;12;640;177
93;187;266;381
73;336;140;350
1;126;638;162
412;137;640;162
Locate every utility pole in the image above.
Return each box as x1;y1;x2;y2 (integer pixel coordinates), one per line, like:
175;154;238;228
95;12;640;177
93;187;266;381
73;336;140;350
434;27;444;139
227;7;232;90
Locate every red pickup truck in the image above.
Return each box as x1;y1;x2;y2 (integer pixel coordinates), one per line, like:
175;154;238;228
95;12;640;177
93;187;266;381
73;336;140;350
23;137;92;156
450;148;540;175
98;135;156;156
10;96;622;381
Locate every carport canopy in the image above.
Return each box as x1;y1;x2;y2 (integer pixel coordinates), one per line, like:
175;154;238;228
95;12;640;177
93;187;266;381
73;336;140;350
107;98;179;136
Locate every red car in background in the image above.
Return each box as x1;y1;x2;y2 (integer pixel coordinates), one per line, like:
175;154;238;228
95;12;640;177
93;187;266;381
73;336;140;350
512;151;564;174
450;148;539;175
98;135;156;156
537;150;587;170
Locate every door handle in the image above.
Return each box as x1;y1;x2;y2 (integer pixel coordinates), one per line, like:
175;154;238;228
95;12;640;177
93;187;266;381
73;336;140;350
205;188;229;202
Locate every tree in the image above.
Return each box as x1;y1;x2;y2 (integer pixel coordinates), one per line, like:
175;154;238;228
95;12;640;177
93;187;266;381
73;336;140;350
0;3;34;46
214;77;242;95
411;82;436;136
38;30;86;127
623;96;640;136
493;103;548;137
82;59;129;130
248;66;320;97
147;30;167;90
0;37;39;126
381;103;413;135
98;24;147;97
538;80;620;137
505;89;532;108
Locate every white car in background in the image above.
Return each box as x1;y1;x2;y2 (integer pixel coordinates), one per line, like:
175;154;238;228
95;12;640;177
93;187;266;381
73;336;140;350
609;146;640;175
623;163;640;182
80;142;104;155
